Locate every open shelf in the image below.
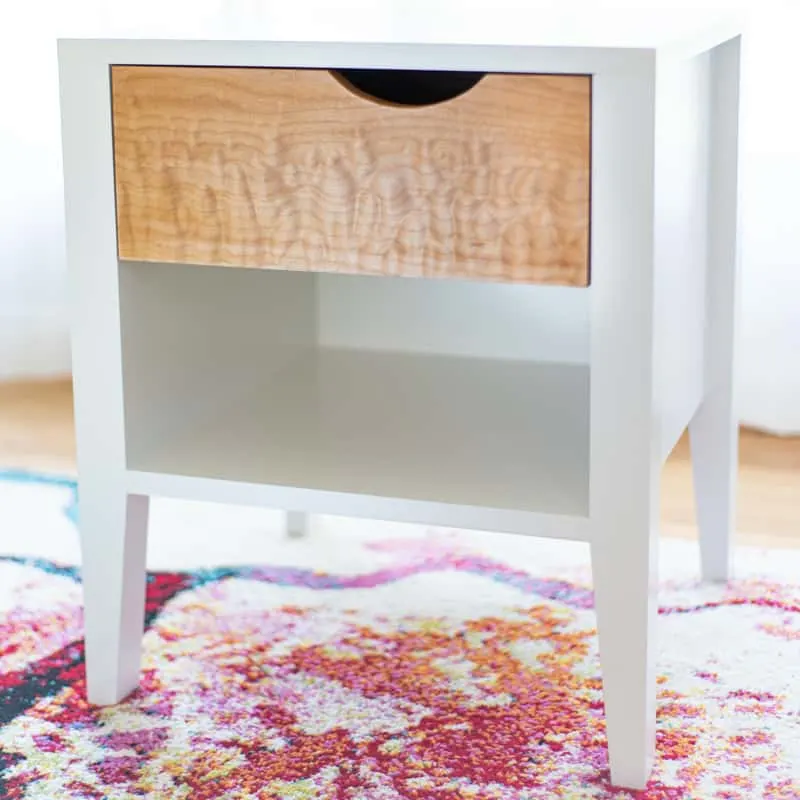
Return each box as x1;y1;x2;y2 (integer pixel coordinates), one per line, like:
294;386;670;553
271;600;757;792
119;261;591;532
127;347;589;518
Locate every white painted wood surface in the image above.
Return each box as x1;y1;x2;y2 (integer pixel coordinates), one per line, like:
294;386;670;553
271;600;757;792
127;469;592;542
588;52;661;790
119;262;316;465
80;493;150;706
285;511;310;539
126;347;590;518
654;49;711;462
58;41;151;705
318;274;589;364
58;23;742;789
690;36;743;582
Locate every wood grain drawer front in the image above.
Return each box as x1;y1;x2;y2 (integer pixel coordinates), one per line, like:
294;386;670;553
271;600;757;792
111;67;591;286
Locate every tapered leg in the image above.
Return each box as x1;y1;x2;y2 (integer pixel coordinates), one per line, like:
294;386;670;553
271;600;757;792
60;48;150;707
690;35;742;583
80;488;149;705
591;487;659;789
286;510;310;539
587;55;661;789
689;386;736;582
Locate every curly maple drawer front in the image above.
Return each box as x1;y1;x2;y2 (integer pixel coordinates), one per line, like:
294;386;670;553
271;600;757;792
111;66;591;286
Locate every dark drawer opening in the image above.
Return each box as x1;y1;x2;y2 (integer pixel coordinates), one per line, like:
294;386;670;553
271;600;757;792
330;68;485;107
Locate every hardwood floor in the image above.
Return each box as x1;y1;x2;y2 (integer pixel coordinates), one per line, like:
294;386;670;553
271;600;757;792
662;428;800;547
0;379;76;475
1;379;798;548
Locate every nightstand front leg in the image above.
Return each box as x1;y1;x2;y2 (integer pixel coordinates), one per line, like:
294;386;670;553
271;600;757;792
59;44;151;707
588;55;661;789
80;487;149;705
591;471;659;790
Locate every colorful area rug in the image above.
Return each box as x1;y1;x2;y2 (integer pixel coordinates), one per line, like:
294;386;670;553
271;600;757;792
0;472;799;799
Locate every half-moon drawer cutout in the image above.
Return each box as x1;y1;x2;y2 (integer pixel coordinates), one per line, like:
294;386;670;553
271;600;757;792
330;69;485;107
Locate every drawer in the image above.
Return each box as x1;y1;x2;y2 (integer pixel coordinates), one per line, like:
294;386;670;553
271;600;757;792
111;66;591;286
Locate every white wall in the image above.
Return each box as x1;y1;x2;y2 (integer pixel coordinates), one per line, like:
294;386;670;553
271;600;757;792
0;14;70;379
1;1;798;431
0;0;223;380
737;11;800;434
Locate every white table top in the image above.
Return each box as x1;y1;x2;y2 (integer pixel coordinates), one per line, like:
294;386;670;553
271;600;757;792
59;1;746;52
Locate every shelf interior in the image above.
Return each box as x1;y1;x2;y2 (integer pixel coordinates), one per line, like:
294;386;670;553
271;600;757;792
128;347;589;516
120;261;590;517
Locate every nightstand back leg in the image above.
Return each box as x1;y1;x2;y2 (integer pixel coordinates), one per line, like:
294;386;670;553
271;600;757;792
690;35;742;584
286;510;310;538
690;387;737;582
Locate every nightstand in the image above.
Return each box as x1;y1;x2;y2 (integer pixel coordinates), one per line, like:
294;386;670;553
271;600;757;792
58;12;742;789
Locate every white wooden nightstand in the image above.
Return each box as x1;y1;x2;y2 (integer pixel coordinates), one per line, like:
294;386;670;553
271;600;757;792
58;9;742;789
